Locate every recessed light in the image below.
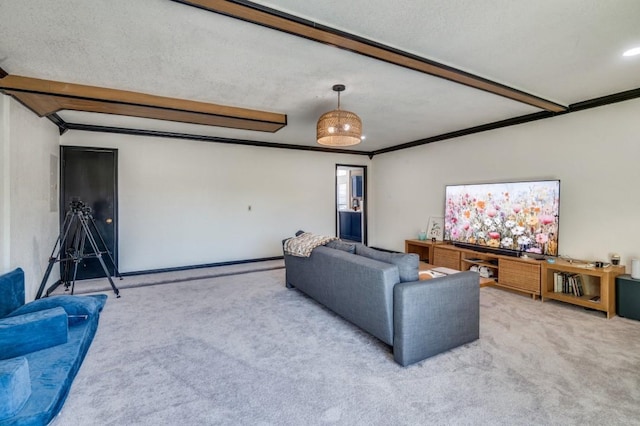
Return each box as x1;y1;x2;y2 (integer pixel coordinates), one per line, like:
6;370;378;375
623;47;640;57
360;135;366;140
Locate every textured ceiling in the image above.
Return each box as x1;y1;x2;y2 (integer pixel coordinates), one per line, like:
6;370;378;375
1;0;639;153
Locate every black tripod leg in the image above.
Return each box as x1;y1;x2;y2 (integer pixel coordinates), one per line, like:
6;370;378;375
69;223;86;296
36;257;58;300
88;215;123;279
79;215;121;297
36;211;74;299
70;257;81;296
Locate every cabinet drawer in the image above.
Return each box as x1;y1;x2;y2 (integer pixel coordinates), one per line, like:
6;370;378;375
499;259;540;293
433;247;460;270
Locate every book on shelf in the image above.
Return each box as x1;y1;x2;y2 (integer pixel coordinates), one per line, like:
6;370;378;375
575;275;584;296
553;272;584;296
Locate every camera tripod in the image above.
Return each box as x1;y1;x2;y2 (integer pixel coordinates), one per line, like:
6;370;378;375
36;200;122;299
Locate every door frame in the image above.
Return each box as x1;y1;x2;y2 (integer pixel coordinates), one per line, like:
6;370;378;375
335;164;367;245
60;145;119;274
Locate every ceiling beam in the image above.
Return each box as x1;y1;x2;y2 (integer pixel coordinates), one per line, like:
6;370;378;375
0;74;287;132
174;0;567;113
64;122;369;156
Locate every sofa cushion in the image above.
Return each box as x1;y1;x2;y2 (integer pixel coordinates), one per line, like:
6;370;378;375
8;295;107;326
0;357;31;421
325;239;357;254
355;245;419;282
0;268;25;318
0;307;68;360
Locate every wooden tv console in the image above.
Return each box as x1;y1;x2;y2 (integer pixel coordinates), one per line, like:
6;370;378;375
405;240;626;317
405;240;542;298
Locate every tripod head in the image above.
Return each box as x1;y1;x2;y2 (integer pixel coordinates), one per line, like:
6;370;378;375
69;199;93;216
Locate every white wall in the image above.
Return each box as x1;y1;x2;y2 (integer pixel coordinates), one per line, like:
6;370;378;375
0;96;10;272
371;97;640;271
0;95;60;299
61;131;370;272
6;91;640;283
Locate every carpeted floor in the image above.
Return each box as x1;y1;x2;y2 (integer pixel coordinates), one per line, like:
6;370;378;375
51;266;640;425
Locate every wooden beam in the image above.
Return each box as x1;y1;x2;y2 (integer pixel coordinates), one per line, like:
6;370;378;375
175;0;566;113
0;74;287;132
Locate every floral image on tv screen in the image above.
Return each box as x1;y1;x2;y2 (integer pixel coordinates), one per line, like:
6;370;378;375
444;180;560;256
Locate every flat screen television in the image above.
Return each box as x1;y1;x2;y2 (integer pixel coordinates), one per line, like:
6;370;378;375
444;180;560;257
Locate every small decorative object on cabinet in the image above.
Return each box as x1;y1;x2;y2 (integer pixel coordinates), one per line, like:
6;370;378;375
426;216;444;241
541;259;625;318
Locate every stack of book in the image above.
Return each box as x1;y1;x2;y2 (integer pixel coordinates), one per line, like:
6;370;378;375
553;272;584;297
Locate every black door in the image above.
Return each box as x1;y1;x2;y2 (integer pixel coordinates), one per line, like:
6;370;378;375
60;146;118;280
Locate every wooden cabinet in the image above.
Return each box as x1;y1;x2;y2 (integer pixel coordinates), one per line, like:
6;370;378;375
339;211;362;242
541;260;625;318
405;239;440;264
406;240;625;316
405;241;542;298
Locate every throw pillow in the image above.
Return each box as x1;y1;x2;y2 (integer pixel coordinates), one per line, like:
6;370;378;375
355;245;419;282
325;239;356;254
8;295;107;325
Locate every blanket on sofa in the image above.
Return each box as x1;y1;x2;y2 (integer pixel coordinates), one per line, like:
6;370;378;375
283;232;336;257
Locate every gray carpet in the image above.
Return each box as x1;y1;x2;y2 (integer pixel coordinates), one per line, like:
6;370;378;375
51;268;640;425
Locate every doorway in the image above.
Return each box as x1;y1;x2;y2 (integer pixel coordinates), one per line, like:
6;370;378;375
336;164;367;244
60;146;118;280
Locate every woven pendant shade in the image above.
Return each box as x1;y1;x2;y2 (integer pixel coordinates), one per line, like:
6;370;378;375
317;85;362;146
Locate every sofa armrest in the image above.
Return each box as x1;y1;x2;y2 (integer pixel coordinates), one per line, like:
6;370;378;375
393;271;480;366
0;357;31;420
0;307;69;360
0;268;25;318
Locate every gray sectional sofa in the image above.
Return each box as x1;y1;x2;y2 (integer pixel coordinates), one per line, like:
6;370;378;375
283;238;480;366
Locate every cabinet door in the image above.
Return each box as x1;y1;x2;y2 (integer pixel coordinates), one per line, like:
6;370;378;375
339;211;351;239
499;259;540;294
433;247;460;270
351;212;362;241
352;176;362;198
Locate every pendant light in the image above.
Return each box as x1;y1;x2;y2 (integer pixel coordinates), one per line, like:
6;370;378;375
317;84;362;146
